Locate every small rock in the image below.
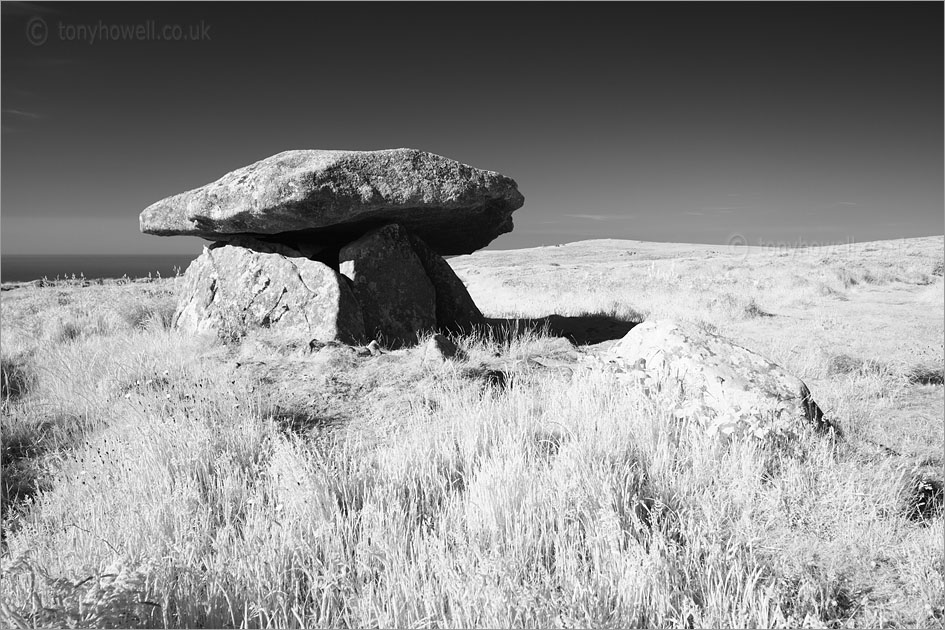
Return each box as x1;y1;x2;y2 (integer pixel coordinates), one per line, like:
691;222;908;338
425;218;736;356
528;356;575;378
541;336;581;360
420;333;466;363
309;339;346;353
459;366;510;390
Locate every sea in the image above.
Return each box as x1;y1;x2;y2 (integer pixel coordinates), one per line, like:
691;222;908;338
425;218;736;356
1;255;197;283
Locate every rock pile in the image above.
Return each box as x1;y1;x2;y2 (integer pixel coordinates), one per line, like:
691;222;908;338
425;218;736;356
140;148;524;345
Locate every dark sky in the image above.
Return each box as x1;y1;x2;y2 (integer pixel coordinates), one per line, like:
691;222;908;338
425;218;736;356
2;2;942;255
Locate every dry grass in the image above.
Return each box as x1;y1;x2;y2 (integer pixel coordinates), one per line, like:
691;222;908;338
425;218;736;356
1;237;942;628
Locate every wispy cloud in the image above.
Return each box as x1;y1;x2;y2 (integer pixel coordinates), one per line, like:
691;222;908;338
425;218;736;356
2;108;44;133
683;211;704;216
563;213;635;221
3;108;42;119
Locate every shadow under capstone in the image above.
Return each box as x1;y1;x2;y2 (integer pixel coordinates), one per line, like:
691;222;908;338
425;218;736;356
483;313;640;346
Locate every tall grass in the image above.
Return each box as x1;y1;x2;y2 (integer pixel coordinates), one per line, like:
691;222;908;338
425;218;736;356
1;240;942;628
1;318;941;627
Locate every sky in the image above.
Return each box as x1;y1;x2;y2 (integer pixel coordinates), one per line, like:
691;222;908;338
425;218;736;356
2;1;942;256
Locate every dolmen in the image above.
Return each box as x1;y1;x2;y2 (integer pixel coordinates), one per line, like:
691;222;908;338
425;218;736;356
139;148;525;346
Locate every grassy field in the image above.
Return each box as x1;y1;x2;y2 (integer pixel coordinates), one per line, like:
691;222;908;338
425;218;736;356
1;236;942;628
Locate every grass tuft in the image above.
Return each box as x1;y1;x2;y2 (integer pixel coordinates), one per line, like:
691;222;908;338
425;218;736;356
121;297;177;331
826;354;893;378
53;319;82;344
826;353;864;376
905;471;944;522
743;298;773;319
0;355;32;402
906;364;945;386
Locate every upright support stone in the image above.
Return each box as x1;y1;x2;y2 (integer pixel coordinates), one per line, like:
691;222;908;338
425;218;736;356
175;242;365;344
406;233;485;333
339;224;436;346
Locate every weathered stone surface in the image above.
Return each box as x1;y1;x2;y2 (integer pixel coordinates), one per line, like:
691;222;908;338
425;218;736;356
406;233;485;333
339;224;436;346
592;319;833;439
140;148;525;255
223;235;331;263
175;243;365;343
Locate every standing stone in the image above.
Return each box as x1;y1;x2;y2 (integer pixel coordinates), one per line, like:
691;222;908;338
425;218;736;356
175;242;365;344
406;233;485;333
600;319;835;440
339;224;436;346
